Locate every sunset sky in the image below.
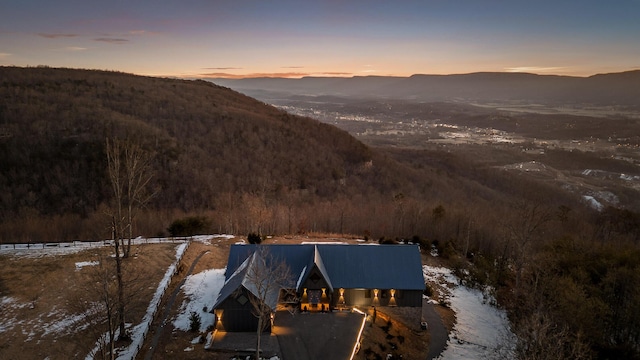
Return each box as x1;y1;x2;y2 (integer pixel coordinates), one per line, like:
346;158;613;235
1;0;639;78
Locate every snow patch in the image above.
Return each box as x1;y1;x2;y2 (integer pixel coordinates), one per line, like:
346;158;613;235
583;195;603;211
423;266;515;359
173;268;226;332
75;261;99;270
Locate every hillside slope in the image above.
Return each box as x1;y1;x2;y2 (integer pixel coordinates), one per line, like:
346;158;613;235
2;67;481;241
0;67;591;243
0;67;379;214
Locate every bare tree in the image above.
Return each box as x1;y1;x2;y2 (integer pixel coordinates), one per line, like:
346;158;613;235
513;310;591;360
505;201;552;289
105;137;155;339
123;140;155;257
70;251;119;360
244;247;293;360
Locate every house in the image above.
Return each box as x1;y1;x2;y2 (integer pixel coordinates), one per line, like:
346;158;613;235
212;243;425;332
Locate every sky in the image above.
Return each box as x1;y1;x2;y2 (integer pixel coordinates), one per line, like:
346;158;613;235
1;0;639;78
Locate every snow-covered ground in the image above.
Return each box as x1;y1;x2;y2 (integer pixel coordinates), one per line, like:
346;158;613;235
173;268;226;332
0;235;239;359
0;234;232;258
423;265;516;359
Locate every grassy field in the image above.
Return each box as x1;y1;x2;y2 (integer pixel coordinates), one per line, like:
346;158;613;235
0;242;180;360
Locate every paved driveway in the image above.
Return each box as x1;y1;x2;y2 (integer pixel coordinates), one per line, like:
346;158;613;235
423;299;449;359
273;311;364;360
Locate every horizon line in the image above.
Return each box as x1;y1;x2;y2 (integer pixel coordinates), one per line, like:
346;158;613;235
194;68;640;80
3;65;639;80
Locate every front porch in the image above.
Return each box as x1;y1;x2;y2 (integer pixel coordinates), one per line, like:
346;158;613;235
300;287;331;312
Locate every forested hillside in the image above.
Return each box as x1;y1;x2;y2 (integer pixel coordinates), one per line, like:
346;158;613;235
0;66;468;241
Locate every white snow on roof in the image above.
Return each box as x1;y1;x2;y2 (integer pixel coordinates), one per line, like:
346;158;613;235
301;241;347;245
296;266;307;290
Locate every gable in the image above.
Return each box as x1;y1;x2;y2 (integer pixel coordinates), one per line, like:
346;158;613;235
223;243;425;293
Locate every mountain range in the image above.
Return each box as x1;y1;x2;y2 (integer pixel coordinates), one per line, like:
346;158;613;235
210;70;640;107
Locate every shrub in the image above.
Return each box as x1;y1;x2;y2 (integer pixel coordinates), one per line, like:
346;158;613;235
247;232;262;244
424;283;434;297
379;237;398;245
167;216;210;237
189;311;201;332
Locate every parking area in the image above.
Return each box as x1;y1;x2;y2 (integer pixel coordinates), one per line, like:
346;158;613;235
210;310;365;360
273;310;365;360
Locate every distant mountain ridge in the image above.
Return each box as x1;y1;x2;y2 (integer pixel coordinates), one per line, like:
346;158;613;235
210;70;640;106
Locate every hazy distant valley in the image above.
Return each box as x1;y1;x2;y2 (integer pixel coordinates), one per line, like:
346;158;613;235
212;76;640;213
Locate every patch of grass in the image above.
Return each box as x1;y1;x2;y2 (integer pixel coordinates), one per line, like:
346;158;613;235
0;243;178;359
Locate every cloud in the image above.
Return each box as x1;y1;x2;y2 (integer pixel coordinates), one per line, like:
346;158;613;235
281;66;304;69
94;37;129;44
202;67;243;70
38;33;78;39
128;30;160;36
64;46;87;51
320;72;352;76
0;53;11;59
505;66;566;74
200;71;352;79
201;72;311;79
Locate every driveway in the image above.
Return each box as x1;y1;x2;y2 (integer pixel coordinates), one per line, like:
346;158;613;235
423;299;449;359
273;310;364;360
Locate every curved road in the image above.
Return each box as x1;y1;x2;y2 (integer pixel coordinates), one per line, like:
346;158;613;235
143;250;210;360
423;299;449;359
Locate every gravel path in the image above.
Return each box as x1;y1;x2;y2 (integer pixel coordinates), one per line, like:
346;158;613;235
143;250;210;360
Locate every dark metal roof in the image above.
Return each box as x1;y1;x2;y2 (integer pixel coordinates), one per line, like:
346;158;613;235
213;251;281;310
223;243;425;291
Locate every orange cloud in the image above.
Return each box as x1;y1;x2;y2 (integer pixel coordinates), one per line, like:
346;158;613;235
200;72;309;79
200;71;352;79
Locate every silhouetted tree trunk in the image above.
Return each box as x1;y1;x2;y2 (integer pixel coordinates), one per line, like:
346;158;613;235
123;141;155;256
105;138;154;340
245;247;293;359
106;139;127;339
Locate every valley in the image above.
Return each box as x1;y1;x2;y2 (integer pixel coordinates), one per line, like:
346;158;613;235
232;93;640;213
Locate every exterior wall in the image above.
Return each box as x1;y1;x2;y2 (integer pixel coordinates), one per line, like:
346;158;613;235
216;288;271;332
330;288;422;308
395;290;423;307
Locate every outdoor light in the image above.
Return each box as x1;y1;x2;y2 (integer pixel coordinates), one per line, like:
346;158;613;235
373;289;379;298
350;307;367;360
389;289;397;306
